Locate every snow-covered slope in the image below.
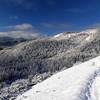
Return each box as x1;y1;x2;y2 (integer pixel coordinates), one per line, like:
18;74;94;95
16;56;100;100
52;28;99;41
90;76;100;100
2;28;100;99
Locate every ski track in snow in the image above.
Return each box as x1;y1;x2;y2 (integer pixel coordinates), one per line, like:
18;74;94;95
16;56;100;100
89;74;100;100
79;70;100;100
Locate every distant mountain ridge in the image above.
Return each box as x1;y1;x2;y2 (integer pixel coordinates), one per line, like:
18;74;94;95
0;37;27;46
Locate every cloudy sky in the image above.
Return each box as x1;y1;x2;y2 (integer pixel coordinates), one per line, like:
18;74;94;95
0;0;100;37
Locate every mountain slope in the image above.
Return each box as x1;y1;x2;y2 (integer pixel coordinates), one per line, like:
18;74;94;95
0;28;99;82
0;37;29;51
1;28;100;99
16;56;100;100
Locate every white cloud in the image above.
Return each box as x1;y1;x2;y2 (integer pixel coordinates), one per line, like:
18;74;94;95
85;23;100;31
0;31;41;39
9;16;19;20
0;23;42;39
90;23;100;29
13;23;33;30
41;22;72;29
1;23;33;30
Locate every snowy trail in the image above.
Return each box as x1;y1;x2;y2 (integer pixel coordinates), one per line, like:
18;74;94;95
16;56;100;100
90;75;100;100
80;70;100;100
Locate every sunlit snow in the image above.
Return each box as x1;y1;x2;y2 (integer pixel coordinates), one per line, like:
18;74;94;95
16;56;100;100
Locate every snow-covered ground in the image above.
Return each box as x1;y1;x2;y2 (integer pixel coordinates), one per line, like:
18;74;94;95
52;28;99;41
16;56;100;100
90;75;100;100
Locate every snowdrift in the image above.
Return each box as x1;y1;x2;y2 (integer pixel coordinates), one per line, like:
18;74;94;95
16;56;100;100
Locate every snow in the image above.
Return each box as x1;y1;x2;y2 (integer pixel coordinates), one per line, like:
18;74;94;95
52;28;99;41
80;29;99;34
90;75;100;100
80;29;99;42
52;32;79;40
16;56;100;100
54;33;63;38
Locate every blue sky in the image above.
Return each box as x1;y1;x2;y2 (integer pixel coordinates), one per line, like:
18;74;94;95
0;0;100;37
